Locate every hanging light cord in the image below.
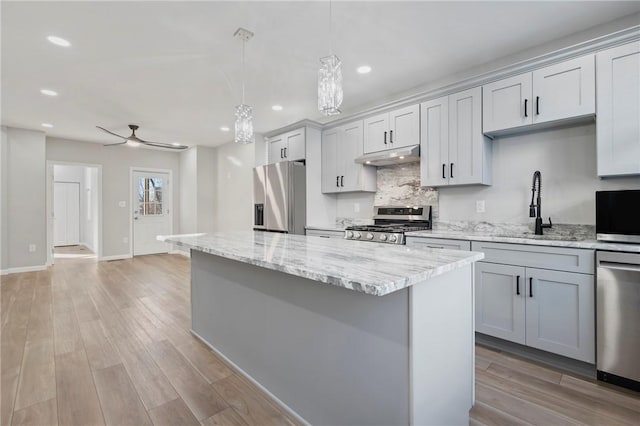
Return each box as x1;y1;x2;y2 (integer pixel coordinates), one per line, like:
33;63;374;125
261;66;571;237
241;37;246;104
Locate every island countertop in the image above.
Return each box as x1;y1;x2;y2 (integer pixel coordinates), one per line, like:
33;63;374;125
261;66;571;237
159;231;483;296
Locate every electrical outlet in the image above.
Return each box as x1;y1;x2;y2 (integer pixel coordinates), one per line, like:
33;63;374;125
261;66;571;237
476;200;486;213
118;201;126;208
28;244;36;252
122;237;128;244
354;203;360;213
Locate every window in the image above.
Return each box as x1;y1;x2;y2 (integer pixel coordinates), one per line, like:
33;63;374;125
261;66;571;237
138;177;163;215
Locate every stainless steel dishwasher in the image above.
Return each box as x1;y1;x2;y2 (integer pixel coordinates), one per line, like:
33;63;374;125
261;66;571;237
596;251;640;391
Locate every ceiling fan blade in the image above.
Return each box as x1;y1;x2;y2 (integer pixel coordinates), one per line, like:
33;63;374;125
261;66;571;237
138;138;188;150
103;141;128;147
96;125;128;139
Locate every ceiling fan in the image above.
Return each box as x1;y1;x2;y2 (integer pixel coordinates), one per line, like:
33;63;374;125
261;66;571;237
97;124;188;150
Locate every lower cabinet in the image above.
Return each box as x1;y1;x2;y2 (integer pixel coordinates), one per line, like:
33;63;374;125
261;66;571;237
305;229;344;239
405;237;471;251
476;261;595;363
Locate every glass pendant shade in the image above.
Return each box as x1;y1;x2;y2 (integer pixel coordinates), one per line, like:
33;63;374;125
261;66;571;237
234;103;254;144
318;54;343;116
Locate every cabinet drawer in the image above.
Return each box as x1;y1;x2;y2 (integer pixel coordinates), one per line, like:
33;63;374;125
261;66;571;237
406;237;471;251
471;241;594;274
306;229;344;239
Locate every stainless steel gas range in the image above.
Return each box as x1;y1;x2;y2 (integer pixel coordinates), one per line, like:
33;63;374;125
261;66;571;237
344;205;432;245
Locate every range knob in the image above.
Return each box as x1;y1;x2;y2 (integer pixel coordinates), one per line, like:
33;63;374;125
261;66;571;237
389;234;398;243
346;231;354;238
366;233;374;240
354;232;362;239
379;234;388;241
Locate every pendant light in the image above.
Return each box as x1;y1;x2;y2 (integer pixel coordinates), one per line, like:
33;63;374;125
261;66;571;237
318;0;343;116
234;28;254;144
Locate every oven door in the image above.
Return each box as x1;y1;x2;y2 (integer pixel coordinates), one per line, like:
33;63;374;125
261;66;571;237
596;190;640;243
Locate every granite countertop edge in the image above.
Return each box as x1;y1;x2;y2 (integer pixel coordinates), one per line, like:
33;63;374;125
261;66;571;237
405;230;640;253
160;234;484;296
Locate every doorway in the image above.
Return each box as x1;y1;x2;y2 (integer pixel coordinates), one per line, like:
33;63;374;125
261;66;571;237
47;162;101;264
131;169;172;256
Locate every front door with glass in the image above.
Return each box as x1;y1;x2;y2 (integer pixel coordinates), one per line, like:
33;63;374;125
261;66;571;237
132;170;171;256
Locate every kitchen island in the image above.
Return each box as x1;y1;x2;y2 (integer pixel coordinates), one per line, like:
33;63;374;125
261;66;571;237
159;232;483;426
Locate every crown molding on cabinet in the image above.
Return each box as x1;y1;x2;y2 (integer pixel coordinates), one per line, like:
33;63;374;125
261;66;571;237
294;25;640;133
263;119;323;139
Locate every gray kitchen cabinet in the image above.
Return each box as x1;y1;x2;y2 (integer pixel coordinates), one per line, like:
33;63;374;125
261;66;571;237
525;268;595;363
405;237;471;251
321;121;376;194
363;104;420;154
596;41;640;177
305;229;344;239
482;55;595;135
421;87;491;187
268;127;305;163
472;241;595;363
475;262;526;345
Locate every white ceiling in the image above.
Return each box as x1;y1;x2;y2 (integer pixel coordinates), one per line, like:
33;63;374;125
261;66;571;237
2;1;639;147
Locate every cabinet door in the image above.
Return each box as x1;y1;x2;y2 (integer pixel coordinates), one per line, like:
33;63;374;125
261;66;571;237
321;128;339;193
597;41;640;177
449;87;487;186
389;104;420;149
532;55;595;124
420;96;449;187
363;113;389;153
475;262;526;345
268;135;287;164
525;269;595;363
285;128;306;161
339;121;365;192
405;237;471;251
482;73;532;133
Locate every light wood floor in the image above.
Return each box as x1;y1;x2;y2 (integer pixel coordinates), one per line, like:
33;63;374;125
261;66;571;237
1;254;638;426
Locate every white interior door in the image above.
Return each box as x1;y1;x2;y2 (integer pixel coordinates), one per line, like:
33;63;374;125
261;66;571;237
132;171;171;256
54;182;80;246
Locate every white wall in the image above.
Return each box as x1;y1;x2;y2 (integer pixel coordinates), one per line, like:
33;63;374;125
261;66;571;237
196;146;217;233
179;147;198;233
1;127;8;270
47;137;181;258
214;140;255;231
439;124;640;225
2;127;47;269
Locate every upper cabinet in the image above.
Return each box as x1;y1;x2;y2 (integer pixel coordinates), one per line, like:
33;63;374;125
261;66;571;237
322;121;376;194
268;127;306;163
596;41;640;177
363;104;420;153
421;87;491;187
482;55;595;135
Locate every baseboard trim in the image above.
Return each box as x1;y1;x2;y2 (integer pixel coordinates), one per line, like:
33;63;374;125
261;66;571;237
170;249;191;258
100;254;132;262
1;264;48;275
190;330;310;426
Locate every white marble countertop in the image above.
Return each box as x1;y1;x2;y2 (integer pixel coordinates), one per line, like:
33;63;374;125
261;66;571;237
405;229;640;253
159;232;484;296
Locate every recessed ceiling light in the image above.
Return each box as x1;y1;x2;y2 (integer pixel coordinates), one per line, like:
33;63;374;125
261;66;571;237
399;156;405;160
357;65;372;74
40;89;58;96
271;105;283;111
220;126;230;132
47;36;71;47
41;123;53;128
365;160;371;164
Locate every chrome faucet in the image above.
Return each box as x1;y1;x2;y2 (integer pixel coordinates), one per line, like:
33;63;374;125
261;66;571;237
530;171;552;235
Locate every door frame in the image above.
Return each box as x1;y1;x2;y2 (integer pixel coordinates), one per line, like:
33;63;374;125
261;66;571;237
46;161;103;265
129;167;173;257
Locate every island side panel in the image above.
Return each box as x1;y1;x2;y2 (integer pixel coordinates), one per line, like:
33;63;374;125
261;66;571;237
410;264;474;426
190;250;411;426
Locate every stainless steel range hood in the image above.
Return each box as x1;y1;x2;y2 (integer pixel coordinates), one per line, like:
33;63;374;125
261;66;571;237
354;145;420;166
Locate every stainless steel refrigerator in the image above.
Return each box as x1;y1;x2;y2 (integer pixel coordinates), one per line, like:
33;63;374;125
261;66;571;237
253;161;306;234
